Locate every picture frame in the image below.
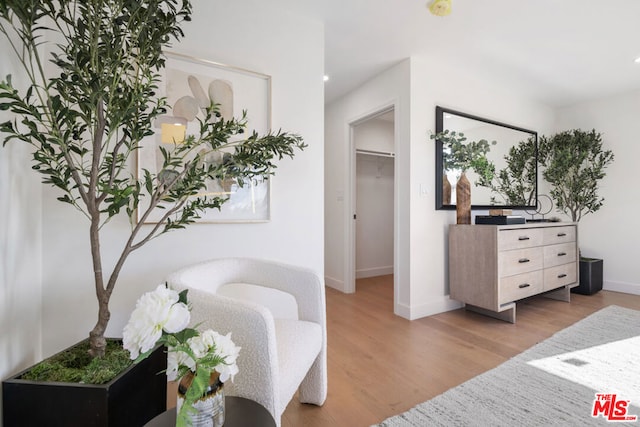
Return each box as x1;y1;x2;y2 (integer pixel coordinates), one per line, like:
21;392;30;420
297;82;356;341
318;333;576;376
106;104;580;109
137;51;272;223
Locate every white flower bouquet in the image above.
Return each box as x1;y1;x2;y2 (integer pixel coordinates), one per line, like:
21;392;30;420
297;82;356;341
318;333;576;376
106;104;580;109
123;284;240;426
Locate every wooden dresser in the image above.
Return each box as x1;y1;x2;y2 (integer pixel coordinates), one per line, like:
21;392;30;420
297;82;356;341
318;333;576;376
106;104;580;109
448;222;579;323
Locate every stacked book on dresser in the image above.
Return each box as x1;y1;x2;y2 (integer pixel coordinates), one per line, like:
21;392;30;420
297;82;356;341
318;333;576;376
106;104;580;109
475;209;526;225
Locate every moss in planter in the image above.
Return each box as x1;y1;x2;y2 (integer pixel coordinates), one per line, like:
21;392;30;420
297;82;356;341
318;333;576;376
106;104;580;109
20;340;132;384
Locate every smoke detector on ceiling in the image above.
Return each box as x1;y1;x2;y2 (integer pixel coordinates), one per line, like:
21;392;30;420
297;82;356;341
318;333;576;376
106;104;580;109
428;0;452;17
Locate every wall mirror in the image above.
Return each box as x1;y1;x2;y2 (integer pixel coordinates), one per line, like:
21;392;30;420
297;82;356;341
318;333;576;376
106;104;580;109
435;106;538;210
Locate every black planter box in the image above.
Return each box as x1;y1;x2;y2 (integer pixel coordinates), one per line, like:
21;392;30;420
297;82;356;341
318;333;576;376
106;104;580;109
2;340;166;427
572;257;603;295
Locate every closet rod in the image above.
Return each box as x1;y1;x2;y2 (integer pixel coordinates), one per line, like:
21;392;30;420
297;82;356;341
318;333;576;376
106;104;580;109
355;148;395;158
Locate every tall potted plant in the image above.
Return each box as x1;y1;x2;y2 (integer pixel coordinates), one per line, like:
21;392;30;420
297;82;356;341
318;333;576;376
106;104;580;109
538;129;614;294
0;1;305;424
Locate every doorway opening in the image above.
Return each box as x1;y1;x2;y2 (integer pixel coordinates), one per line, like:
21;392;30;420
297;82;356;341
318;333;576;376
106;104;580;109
349;107;396;300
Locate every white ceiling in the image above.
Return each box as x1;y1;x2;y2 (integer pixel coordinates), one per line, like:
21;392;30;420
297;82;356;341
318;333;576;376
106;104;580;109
280;0;640;107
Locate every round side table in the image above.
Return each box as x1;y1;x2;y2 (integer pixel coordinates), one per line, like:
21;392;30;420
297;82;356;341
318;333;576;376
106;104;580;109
144;396;276;427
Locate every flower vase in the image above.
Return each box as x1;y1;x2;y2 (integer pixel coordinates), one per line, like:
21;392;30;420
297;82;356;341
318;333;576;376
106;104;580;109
177;372;225;427
442;173;452;205
456;171;471;224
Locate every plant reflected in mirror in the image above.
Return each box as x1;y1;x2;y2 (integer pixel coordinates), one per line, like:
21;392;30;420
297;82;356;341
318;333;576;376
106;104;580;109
487;136;538;206
434;106;538;210
430;129;496;187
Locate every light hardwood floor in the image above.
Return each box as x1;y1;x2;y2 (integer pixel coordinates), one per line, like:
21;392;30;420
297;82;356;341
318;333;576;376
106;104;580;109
281;275;640;427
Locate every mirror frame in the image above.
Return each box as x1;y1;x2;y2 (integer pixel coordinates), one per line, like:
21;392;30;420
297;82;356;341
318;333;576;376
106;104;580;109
435;106;538;211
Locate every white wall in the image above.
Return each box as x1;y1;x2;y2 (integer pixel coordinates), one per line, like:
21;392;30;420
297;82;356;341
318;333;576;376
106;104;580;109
324;60;411;315
0;36;43;419
354;118;394;278
38;0;325;356
356;153;394;278
325;56;556;319
408;56;555;319
354;117;394;153
555;91;640;295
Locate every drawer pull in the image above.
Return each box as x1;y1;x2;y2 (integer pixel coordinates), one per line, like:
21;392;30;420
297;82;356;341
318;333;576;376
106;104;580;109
518;283;531;289
557;273;567;279
558;252;567;257
557;232;567;237
518;236;530;241
518;258;530;263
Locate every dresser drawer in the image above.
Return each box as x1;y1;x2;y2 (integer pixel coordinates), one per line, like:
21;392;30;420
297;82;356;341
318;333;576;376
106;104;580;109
543;242;577;268
499;270;543;304
499;247;543;277
543;226;576;245
544;262;577;291
498;228;543;251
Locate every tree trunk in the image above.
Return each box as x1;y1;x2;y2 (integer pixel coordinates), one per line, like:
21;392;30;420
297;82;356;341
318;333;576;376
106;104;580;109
89;323;108;358
88;212;109;358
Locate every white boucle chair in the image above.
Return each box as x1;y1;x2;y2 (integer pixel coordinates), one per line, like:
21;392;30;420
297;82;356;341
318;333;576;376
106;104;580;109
166;258;327;426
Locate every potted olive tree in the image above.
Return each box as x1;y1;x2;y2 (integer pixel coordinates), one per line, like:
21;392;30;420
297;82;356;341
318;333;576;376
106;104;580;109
0;1;305;425
538;129;614;295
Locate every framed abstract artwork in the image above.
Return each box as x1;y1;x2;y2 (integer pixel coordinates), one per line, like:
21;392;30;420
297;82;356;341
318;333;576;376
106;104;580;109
137;51;272;223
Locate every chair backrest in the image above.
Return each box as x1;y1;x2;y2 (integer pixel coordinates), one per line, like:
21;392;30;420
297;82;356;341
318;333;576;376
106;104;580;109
166;258;307;321
217;283;299;320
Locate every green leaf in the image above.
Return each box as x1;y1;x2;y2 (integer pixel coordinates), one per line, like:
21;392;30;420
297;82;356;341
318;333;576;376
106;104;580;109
178;289;189;305
173;328;199;343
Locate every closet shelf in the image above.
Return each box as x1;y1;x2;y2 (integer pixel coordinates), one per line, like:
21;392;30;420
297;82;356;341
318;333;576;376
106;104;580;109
356;148;395;158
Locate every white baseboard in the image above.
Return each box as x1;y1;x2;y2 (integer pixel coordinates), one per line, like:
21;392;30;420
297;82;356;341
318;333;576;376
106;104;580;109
324;275;348;293
356;265;394;279
603;280;640;296
394;295;463;320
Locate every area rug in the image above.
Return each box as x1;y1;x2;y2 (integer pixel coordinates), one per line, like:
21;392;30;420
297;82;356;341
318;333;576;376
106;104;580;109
375;305;640;426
